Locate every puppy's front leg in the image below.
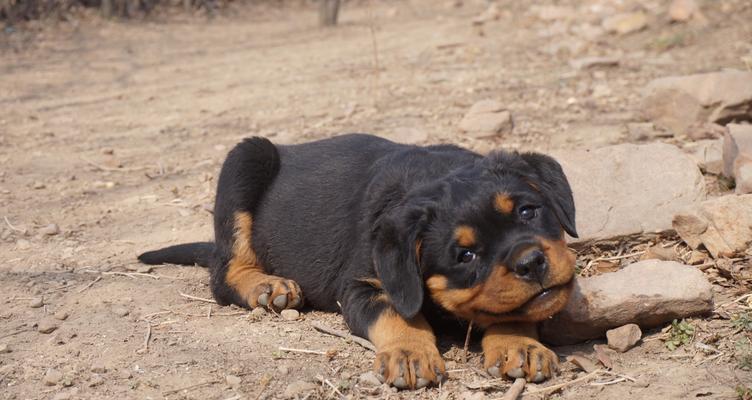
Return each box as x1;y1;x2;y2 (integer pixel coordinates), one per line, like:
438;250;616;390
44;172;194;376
343;284;445;390
482;322;559;383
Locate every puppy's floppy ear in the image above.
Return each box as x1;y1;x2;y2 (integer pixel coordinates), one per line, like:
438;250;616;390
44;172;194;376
520;153;578;238
372;200;434;319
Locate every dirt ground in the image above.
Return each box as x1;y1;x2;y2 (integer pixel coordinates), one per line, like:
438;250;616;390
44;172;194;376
1;0;752;399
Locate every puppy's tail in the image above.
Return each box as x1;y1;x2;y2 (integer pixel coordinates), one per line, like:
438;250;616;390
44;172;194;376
138;242;214;267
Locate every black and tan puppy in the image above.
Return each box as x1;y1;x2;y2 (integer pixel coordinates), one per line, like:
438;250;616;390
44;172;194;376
139;133;577;389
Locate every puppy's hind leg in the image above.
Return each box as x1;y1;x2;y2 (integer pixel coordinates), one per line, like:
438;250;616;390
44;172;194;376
209;137;303;311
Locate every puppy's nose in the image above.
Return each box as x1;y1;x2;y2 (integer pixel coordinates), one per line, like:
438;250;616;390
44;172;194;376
514;250;548;284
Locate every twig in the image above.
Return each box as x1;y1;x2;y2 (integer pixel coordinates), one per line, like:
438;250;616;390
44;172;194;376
81;156;150;172
316;375;346;399
310;322;376;352
141;310;172;320
463;320;474;364
140;323;152;354
524;369;603;395
696;352;725;366
278;346;328;355
3;216;24;232
179;292;216;304
162;378;221;396
590;377;626;386
103;271;159;280
166;309;245;318
589;251;645;264
0;328;29;339
717;293;752;309
500;378;526;400
600;370;636;382
77;276;102;293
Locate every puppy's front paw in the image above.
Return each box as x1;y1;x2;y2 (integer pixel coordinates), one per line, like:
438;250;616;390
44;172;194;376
247;276;303;311
483;334;558;383
373;342;446;390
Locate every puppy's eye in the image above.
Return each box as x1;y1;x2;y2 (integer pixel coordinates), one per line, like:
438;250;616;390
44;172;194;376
457;250;477;264
519;205;538;221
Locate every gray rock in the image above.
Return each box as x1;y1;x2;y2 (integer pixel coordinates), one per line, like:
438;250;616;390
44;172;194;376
0;343;10;353
111;307;129;318
552;143;705;242
283;380;318;398
39;224;60;236
88;374;105;387
54;311;69;321
641;71;752;136
736;160;752;194
672;194;752;258
541;260;713;345
722;124;752;193
358;371;383;387
280;309;300;321
43;368;63;386
602;12;648;35
685;139;723;175
29;297;44;308
459;100;513;138
606;324;642;352
38;318;59;334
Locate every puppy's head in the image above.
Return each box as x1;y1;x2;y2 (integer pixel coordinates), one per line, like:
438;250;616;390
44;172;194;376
372;151;577;326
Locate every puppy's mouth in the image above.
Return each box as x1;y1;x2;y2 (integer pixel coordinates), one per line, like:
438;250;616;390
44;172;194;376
477;279;573;321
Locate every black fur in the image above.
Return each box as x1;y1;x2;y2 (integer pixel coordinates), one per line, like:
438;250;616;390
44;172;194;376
138;134;576;339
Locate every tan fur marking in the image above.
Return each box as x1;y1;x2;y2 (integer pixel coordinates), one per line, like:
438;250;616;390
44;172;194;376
226;212;263;294
454;225;477;248
494;193;515;214
482;322;559;382
369;309;445;388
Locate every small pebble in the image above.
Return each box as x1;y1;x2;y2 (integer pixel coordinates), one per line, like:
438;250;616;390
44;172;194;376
226;374;242;388
281;309;300;321
118;369;133;379
39;224;60;236
52;388;78;400
54;311;69;321
43;368;63;385
111;307;129;317
33;181;46;189
16;239;31;250
607;323;642;352
277;365;289;375
358;371;382;387
38;318;59;334
250;307;266;318
29;297;44;308
0;343;11;353
101;148;114;155
90;360;107;374
89;374;105;387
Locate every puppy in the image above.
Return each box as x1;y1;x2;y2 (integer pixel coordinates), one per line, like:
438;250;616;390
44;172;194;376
139;133;577;389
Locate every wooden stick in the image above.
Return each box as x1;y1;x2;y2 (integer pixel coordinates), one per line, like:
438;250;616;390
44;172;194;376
77;276;102;293
500;378;526;400
316;375;346;398
162;379;221;395
524;369;603;395
278;346;328;355
463;320;474;364
3;216;25;232
103;271;159;280
179;292;216;304
310;322;376;352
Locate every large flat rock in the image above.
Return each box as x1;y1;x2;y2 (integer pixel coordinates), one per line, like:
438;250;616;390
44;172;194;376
552;143;706;242
641;70;752;136
540;260;714;345
672;194;752;258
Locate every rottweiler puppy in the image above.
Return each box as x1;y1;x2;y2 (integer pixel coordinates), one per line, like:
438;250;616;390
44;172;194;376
138;133;577;389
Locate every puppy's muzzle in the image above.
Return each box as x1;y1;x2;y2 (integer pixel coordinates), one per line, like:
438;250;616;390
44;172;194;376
513;249;548;285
